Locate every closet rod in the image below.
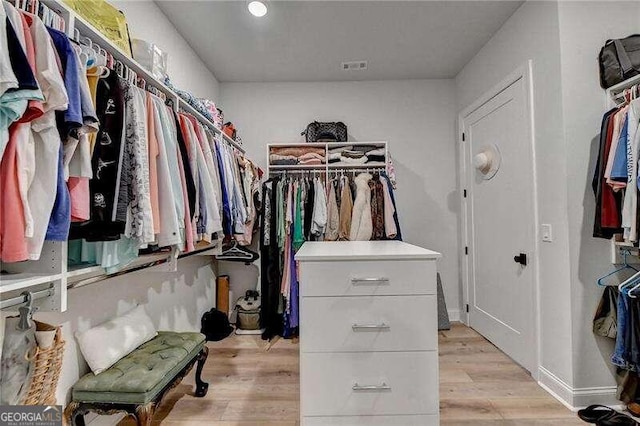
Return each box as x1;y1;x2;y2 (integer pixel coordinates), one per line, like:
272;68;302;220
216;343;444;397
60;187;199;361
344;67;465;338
177;103;246;154
1;286;55;310
607;74;640;101
67;244;221;291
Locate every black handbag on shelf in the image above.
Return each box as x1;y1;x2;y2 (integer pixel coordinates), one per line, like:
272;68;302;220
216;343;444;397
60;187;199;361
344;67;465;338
302;121;347;143
599;35;640;89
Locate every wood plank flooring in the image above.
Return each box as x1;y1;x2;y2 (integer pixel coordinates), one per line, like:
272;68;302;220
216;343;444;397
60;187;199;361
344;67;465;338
119;323;582;425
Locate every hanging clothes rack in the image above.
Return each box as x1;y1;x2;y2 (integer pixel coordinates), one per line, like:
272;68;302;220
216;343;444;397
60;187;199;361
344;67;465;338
608;74;640;106
0;0;260;313
1;287;55;310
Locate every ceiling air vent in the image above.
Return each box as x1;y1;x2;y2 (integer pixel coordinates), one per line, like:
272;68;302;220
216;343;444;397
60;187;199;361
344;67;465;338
341;61;368;71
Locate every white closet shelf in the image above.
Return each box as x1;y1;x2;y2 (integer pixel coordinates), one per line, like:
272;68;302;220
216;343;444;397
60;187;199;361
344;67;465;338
267;141;389;177
326;141;388;146
177;99;245;153
270;164;327;170
66;242;222;286
0;273;63;293
67;252;170;285
269;142;327;147
327;162;386;169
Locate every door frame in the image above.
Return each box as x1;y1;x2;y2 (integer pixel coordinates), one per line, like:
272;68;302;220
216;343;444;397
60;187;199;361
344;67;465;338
458;61;541;375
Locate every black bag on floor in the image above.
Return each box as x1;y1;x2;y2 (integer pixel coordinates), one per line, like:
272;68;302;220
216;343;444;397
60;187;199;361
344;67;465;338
201;308;234;341
302;121;347;142
599;35;640;89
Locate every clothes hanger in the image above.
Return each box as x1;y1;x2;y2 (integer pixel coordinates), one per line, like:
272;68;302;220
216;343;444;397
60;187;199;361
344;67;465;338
17;291;34;331
616;252;640;292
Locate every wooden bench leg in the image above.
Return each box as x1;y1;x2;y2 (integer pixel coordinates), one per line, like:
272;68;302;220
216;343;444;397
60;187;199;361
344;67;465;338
194;346;209;397
134;403;155;426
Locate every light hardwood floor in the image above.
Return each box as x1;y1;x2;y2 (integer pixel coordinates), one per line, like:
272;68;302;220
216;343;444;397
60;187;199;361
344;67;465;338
120;323;582;425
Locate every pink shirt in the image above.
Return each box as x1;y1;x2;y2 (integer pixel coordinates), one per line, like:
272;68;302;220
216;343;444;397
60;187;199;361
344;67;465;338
146;93;160;235
69;177;89;222
0;126;28;262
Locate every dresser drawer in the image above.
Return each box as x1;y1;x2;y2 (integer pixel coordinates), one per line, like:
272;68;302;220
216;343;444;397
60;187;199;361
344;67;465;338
302;415;438;425
300;295;437;353
300;352;438;416
299;260;436;297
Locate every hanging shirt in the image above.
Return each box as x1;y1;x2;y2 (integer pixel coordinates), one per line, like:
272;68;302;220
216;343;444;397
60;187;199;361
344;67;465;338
46;27;82;130
150;96;181;248
605;107;628;183
310;177;327;238
17;11;69;257
0;7;18;98
159;103;185;240
67;53;97;224
381;172;402;240
64;45;98;181
42;25;83;246
610;115;629;186
122;83;153;246
293;181;304;251
324;180;339;241
381;175;398;239
174;112;196;222
214;137;232;236
81;71;125;242
0;8;41;159
338;176;353;240
350;173;373;241
622;98;640;241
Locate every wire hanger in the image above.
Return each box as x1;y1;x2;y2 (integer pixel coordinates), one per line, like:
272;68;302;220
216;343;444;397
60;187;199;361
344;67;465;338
599;250;638;286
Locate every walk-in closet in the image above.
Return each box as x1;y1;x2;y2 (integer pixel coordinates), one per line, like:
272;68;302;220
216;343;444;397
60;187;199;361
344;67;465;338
1;1;640;425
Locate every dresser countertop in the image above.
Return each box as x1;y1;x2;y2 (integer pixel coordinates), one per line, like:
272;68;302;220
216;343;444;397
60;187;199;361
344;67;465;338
295;241;441;262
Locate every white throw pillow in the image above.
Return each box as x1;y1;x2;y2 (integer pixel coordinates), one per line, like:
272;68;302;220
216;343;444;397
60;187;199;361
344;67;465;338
75;305;158;375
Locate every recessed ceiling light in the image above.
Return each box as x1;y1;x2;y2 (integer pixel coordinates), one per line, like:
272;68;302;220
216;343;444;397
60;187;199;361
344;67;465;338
248;1;267;17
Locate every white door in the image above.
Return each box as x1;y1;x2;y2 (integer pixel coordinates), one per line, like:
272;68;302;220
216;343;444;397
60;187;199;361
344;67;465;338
462;69;536;372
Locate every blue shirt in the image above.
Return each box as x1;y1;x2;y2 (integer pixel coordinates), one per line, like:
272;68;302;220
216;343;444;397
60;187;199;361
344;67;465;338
45;144;70;241
46;27;82;130
611;114;629;182
44;28;77;241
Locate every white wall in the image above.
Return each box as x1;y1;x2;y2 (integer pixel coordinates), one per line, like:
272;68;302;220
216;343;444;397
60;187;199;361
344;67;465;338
111;0;220;101
558;1;640;392
220;80;461;317
455;1;574;387
35;256;216;404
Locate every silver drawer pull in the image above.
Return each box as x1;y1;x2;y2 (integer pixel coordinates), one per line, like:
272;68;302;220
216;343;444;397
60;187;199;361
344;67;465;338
351;277;390;285
352;323;390;331
352;382;391;391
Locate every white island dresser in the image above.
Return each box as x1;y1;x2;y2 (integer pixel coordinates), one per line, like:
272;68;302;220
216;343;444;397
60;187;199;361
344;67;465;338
296;241;442;426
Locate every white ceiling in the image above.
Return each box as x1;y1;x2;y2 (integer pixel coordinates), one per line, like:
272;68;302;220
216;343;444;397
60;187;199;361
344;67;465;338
156;0;524;82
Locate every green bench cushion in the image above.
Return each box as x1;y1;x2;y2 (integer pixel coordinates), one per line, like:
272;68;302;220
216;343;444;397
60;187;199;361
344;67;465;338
72;331;205;404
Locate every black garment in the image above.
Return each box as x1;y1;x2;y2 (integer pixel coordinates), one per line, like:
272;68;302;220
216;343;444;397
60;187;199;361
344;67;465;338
260;178;283;340
5;17;38;91
366;155;386;163
593;108;623;239
303;178;314;240
70;72;126;241
174;113;197;221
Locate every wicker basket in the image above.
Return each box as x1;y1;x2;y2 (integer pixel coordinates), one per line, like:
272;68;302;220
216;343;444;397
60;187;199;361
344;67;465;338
20;321;65;405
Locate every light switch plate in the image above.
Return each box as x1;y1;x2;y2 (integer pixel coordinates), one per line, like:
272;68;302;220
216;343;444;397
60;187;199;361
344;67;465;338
541;224;553;242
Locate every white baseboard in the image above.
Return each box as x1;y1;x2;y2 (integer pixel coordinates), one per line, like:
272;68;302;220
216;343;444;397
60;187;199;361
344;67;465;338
538;366;618;410
447;309;461;322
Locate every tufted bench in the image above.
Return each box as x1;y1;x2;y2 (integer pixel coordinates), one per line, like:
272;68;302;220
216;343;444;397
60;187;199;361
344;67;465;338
64;331;209;426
